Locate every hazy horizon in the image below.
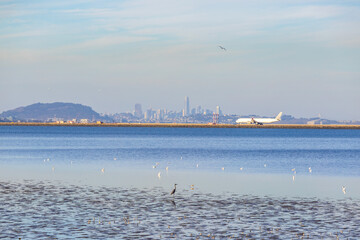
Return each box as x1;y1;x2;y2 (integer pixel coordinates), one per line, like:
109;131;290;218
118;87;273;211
1;0;359;120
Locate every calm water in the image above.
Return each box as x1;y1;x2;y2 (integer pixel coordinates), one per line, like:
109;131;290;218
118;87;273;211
1;126;360;239
0;126;359;175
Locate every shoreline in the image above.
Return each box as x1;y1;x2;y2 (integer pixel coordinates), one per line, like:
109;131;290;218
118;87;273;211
1;122;360;129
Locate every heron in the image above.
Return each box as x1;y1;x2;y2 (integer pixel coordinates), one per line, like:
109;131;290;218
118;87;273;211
170;184;177;196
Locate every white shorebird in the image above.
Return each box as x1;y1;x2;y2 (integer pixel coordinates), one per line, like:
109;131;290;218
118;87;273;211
342;186;346;194
221;167;225;171
165;166;169;171
292;175;295;181
309;167;312;173
240;167;243;171
264;164;267;168
157;172;161;179
196;164;199;168
101;168;105;173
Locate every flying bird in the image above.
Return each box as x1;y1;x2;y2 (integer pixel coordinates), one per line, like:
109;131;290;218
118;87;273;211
218;45;226;51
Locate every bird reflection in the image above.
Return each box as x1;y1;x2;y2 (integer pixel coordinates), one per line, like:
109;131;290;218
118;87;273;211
170;199;176;208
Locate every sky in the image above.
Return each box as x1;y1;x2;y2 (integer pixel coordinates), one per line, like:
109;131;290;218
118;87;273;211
1;0;359;120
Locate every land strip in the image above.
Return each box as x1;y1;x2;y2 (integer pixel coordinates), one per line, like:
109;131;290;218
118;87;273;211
1;122;360;129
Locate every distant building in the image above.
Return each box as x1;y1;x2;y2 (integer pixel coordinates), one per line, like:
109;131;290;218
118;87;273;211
216;106;222;116
196;105;202;114
134;103;142;118
184;96;190;116
204;109;212;115
156;109;164;120
145;108;153;120
80;119;88;123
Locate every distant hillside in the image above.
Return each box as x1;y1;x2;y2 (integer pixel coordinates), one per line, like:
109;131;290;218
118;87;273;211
0;102;109;122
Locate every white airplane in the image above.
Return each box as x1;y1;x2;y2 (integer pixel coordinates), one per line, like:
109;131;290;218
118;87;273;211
236;112;282;125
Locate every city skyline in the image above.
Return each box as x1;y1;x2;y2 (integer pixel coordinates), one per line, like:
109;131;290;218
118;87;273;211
1;0;359;120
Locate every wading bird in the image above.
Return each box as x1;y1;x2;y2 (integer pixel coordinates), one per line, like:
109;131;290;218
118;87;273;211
170;184;178;196
342;186;346;194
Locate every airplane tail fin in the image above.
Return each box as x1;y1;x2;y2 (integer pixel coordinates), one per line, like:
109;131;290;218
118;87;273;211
276;112;283;121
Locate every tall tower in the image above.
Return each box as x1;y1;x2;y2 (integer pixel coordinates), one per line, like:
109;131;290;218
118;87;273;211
134;103;142;118
184;96;190;116
216;106;222;115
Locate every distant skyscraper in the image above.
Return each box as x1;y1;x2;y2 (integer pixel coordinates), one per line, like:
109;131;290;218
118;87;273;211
216;106;222;115
134;103;142;118
196;105;202;114
145;108;153;120
184;96;190;116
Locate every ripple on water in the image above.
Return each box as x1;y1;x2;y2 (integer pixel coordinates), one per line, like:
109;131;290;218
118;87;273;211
0;180;359;239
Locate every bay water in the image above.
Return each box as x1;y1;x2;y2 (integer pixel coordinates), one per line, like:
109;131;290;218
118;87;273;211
0;126;359;239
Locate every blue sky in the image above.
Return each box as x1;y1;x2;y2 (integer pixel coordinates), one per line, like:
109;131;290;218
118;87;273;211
1;0;359;120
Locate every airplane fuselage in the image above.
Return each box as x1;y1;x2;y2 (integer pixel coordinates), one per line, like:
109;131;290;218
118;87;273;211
236;112;283;125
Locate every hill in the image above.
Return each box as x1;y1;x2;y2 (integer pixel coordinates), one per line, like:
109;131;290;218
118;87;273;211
0;102;108;122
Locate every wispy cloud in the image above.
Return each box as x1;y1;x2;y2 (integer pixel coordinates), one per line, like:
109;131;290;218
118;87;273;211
69;35;156;49
0;30;49;39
